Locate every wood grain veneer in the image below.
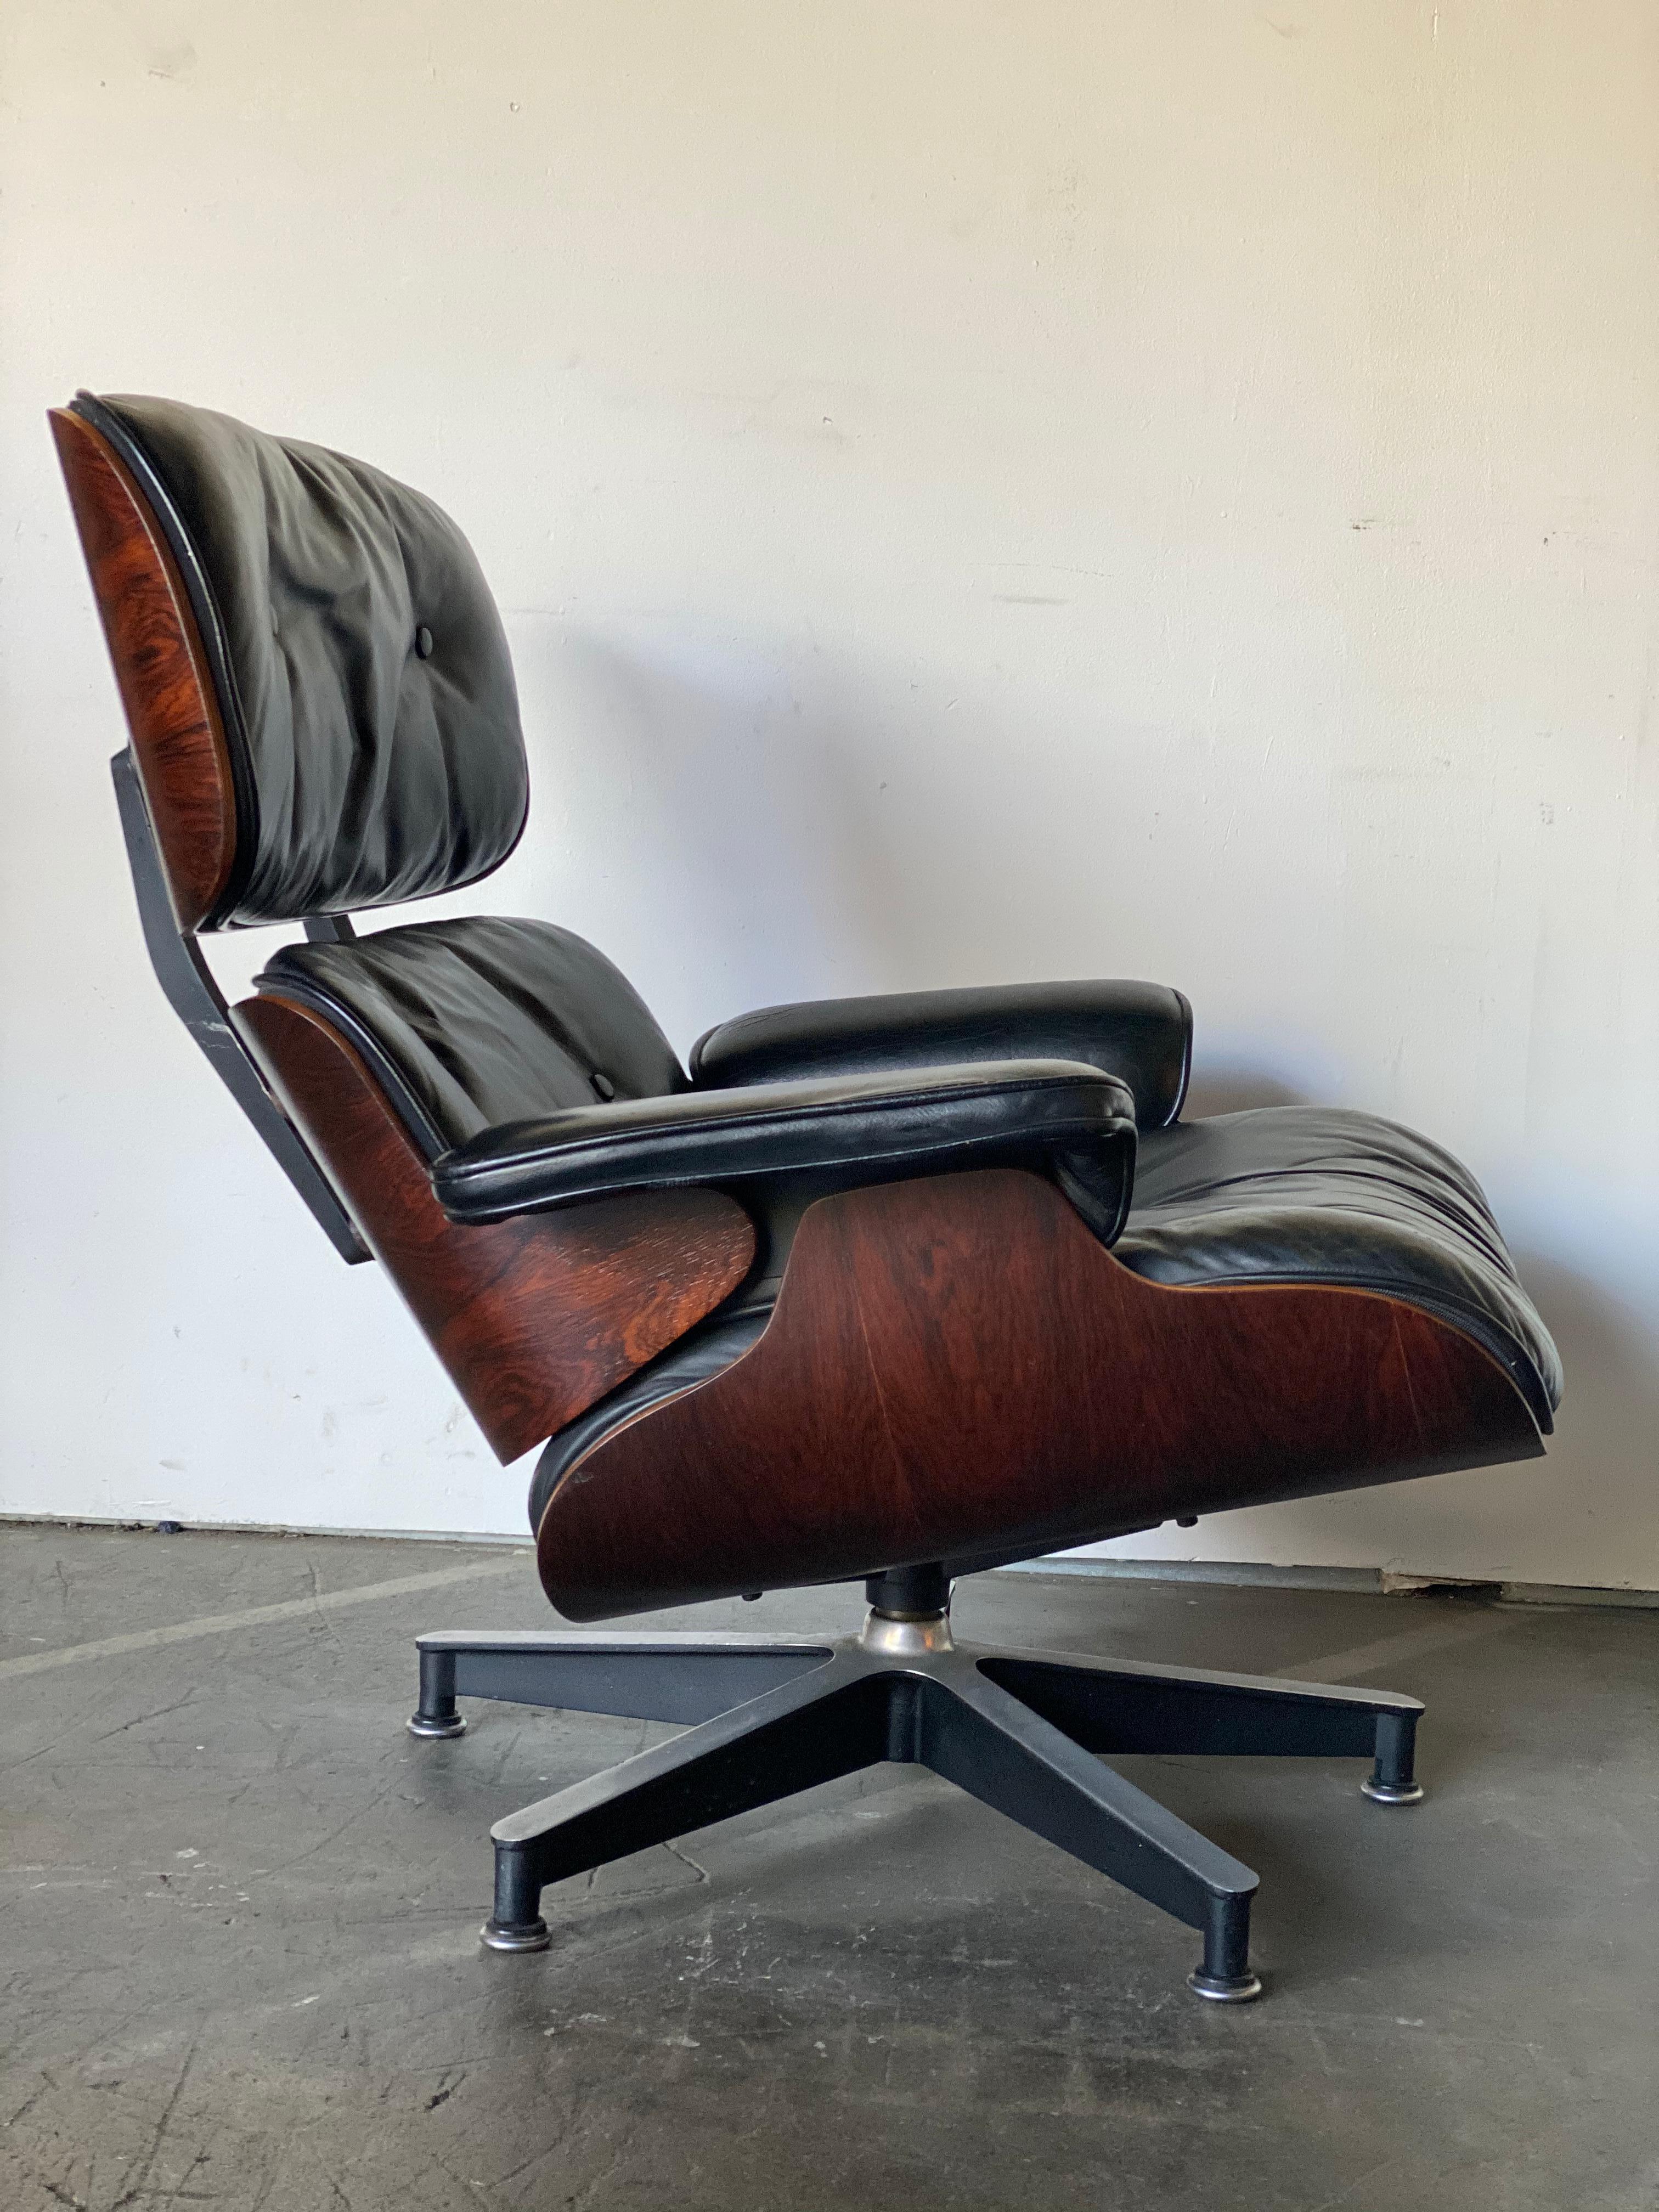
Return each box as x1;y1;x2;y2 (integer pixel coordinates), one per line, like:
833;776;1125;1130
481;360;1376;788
236;994;757;1464
50;407;238;932
538;1167;1543;1618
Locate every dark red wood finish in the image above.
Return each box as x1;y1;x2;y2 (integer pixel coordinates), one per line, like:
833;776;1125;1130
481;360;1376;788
237;994;757;1464
50;407;238;931
538;1167;1543;1618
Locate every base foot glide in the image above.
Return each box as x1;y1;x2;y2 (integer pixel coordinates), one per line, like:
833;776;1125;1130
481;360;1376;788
481;1916;552;1953
1187;1966;1264;2004
407;1711;467;1740
1361;1775;1425;1805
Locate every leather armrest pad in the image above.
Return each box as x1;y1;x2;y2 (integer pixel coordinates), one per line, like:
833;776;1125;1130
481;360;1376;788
433;1059;1137;1232
689;980;1192;1130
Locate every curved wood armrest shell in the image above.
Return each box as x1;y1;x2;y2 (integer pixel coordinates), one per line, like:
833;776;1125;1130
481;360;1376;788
236;994;756;1463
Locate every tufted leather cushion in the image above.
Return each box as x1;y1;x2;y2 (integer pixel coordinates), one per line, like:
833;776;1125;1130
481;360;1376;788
1115;1108;1561;1426
257;916;685;1158
77;392;528;928
691;980;1192;1131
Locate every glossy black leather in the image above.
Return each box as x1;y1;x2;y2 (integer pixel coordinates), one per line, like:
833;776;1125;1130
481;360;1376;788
80;393;528;929
692;980;1191;1130
256;917;685;1157
1116;1108;1561;1426
433;1061;1139;1227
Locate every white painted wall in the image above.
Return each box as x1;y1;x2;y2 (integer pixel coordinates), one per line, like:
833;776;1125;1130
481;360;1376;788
2;1;1655;1585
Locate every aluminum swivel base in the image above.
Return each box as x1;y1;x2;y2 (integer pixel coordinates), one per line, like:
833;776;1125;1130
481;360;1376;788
408;1567;1424;2000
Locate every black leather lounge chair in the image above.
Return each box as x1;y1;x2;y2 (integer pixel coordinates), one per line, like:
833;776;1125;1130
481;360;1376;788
53;392;1561;2001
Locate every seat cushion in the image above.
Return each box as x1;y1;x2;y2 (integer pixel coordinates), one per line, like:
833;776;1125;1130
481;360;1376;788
257;915;686;1158
1115;1107;1560;1426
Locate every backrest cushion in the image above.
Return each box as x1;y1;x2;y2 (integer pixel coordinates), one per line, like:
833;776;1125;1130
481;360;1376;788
78;392;528;928
256;916;687;1158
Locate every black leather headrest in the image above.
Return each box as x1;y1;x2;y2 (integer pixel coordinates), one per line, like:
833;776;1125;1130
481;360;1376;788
77;392;529;929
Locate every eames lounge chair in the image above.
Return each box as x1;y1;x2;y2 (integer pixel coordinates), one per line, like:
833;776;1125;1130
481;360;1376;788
53;392;1562;2001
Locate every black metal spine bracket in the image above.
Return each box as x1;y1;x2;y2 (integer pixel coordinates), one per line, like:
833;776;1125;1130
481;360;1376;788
111;748;370;1265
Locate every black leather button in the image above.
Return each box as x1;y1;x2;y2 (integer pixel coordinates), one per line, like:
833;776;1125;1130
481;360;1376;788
415;624;434;659
590;1071;616;1101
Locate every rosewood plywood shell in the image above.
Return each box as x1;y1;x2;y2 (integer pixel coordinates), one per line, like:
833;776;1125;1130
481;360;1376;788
50;408;238;931
538;1168;1543;1618
236;995;757;1464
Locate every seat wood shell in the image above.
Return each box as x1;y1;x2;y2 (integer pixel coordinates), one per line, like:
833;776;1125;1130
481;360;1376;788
536;1167;1542;1618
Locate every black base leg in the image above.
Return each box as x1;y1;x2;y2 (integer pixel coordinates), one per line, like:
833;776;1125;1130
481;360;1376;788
410;1629;836;1733
926;1664;1263;2002
408;1645;467;1740
487;1838;555;1953
1361;1706;1425;1804
1191;1889;1262;2004
481;1657;887;1952
980;1649;1427;1805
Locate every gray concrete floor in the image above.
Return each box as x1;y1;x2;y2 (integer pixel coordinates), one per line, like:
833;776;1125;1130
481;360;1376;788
1;1526;1655;2210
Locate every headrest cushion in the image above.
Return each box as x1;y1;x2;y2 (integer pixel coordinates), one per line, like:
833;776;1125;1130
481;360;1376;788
82;392;528;927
